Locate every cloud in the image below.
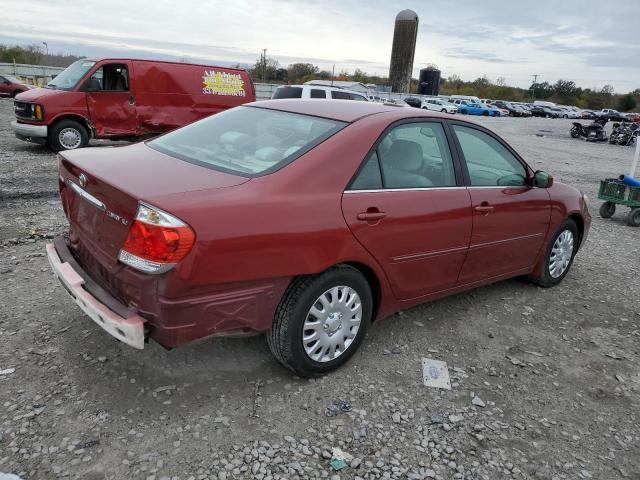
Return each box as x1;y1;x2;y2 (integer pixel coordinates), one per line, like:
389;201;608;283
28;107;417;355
1;0;639;91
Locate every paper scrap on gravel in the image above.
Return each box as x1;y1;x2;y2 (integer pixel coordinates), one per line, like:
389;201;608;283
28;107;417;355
0;368;15;376
421;358;451;390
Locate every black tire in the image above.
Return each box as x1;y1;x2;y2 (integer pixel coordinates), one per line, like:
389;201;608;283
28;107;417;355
48;119;89;152
482;111;489;117
527;219;579;288
11;90;21;98
570;127;580;138
627;208;640;227
460;109;467;115
599;201;616;218
441;109;447;113
267;265;373;377
563;114;568;119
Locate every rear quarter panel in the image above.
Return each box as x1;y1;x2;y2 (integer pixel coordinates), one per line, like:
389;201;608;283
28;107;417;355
133;61;255;134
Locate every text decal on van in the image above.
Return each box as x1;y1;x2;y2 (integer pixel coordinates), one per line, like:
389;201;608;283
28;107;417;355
202;71;246;96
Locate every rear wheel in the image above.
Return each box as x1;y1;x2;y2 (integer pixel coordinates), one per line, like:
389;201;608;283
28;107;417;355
599;201;616;218
482;111;489;116
48;119;89;152
528;219;578;288
627;208;640;227
267;265;372;377
441;109;447;113
460;109;467;115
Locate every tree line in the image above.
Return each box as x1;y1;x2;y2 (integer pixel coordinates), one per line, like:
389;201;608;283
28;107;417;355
249;56;638;112
0;44;83;68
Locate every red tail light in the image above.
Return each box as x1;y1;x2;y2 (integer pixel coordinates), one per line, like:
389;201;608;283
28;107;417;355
119;203;195;274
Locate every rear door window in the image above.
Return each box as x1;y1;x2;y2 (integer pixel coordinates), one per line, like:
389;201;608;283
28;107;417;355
272;86;303;99
331;91;350;100
310;89;326;99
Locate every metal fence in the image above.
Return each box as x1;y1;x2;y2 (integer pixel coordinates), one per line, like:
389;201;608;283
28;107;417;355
0;63;65;87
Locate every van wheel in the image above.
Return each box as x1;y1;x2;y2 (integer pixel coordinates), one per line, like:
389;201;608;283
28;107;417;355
11;90;21;98
441;109;447;113
267;265;372;378
49;119;89;151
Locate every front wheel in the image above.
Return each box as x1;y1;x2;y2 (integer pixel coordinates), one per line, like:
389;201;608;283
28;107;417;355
441;109;447;113
49;119;89;151
267;265;372;377
570;127;581;138
627;208;640;227
599;201;616;218
482;111;489;116
527;219;578;288
460;109;467;114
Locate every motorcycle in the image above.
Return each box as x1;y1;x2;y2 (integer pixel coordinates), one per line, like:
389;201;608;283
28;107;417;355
570;117;608;142
609;122;639;146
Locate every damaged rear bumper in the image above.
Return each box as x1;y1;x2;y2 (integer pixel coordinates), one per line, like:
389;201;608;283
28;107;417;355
46;236;145;349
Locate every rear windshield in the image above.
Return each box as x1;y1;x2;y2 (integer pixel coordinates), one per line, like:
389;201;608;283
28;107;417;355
272;87;303;99
148;106;346;176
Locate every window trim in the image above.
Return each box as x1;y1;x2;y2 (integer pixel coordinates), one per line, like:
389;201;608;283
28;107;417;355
345;118;465;192
446;120;532;188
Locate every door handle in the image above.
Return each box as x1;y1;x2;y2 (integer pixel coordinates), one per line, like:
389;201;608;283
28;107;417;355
128;95;135;105
474;204;494;214
357;209;386;222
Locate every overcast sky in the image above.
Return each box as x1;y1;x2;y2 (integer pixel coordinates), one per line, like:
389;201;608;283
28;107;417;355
1;0;639;92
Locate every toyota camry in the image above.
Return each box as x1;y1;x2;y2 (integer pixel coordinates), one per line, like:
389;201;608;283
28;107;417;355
47;100;591;377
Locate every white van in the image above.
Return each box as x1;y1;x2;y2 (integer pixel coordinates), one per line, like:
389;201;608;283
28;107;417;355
272;84;369;101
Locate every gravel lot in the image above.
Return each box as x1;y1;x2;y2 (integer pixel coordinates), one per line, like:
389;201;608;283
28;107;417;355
1;97;639;480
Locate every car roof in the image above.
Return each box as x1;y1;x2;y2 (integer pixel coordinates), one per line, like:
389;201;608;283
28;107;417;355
250;99;448;122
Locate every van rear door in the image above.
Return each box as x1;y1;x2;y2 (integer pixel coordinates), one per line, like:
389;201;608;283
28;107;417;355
85;61;138;137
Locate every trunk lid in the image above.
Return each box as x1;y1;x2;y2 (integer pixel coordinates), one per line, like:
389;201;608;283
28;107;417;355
59;142;249;264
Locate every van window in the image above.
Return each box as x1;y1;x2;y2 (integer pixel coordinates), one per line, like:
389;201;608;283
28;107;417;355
148;106;346;176
331;91;350;100
310;89;326;99
350;93;368;101
87;64;129;91
272;86;303;99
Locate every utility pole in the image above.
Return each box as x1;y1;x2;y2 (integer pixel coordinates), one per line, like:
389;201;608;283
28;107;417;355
331;64;335;87
261;48;267;83
531;74;540;100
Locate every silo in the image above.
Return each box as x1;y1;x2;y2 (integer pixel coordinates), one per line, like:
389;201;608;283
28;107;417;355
418;67;441;96
389;9;419;94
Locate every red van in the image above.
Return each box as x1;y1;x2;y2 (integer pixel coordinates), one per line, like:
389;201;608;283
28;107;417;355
11;58;256;151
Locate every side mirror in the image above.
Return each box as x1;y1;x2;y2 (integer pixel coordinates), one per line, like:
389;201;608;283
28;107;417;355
533;170;554;188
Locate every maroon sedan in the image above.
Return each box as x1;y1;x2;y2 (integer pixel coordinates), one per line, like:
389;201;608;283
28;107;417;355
47;100;590;377
0;74;30;97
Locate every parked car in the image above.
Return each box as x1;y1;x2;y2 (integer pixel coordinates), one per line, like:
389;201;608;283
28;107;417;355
274;85;369;102
448;99;469;107
12;58;255;151
626;112;640;124
597;109;629;122
486;104;508;116
556;107;581;119
493;101;524;117
46;100;590;376
530;105;560;118
458;102;499;116
0;74;31;97
422;98;458;114
403;96;424;108
581;109;598;120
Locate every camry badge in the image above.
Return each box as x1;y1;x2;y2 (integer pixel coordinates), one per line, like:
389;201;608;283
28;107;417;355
78;173;88;188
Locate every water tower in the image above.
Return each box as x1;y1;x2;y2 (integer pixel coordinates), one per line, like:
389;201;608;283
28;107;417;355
389;9;419;94
418;66;441;96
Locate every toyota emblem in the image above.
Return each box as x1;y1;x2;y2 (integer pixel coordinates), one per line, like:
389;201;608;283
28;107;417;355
78;173;87;188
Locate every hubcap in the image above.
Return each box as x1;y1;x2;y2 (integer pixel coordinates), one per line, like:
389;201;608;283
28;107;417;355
59;128;82;149
549;230;574;278
302;286;362;363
